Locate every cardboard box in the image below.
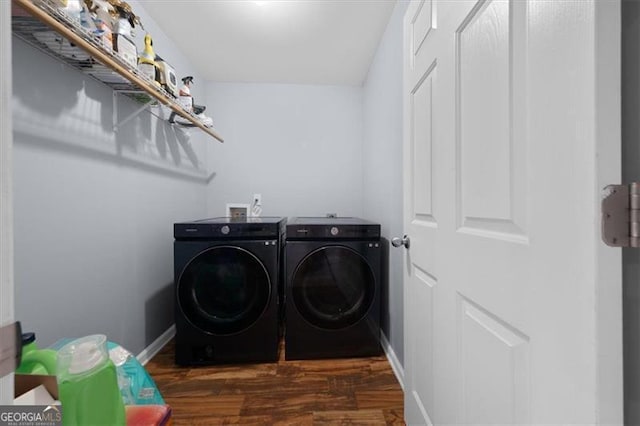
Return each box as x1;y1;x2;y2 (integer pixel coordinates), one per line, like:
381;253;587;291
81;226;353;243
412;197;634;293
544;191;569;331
14;374;59;404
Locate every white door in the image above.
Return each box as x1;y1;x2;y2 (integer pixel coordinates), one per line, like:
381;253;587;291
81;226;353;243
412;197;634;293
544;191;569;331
0;0;14;405
401;0;622;424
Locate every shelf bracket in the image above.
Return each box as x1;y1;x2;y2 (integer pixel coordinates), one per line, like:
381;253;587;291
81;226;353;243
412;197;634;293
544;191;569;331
112;91;156;132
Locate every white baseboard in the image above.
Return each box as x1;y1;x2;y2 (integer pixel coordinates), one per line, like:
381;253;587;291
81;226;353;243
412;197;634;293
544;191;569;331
137;324;175;366
381;331;405;391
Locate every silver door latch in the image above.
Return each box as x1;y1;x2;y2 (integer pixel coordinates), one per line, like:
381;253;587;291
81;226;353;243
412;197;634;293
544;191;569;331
602;183;640;247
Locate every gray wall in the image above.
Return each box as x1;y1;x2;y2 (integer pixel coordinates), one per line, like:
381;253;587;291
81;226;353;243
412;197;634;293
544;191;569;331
204;82;364;218
12;2;210;354
362;1;407;366
623;0;640;422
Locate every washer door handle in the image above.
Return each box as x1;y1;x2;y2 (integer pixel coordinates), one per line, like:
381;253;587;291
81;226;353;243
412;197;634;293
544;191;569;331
391;235;410;249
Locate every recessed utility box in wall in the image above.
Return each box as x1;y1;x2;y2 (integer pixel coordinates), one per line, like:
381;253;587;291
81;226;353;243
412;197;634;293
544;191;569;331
226;204;250;218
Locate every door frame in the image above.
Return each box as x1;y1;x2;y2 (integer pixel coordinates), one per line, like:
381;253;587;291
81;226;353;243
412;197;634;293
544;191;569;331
594;0;623;421
0;0;14;405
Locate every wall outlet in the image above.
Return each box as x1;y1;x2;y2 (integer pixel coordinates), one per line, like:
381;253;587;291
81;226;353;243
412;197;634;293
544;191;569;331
252;193;262;206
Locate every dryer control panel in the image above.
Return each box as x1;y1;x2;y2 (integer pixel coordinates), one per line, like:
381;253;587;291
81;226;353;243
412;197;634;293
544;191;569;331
286;217;380;240
174;217;286;240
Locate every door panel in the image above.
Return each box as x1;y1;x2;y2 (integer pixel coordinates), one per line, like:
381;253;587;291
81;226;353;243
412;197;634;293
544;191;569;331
459;297;530;424
458;0;511;221
456;0;528;242
403;0;622;424
409;268;435;420
411;62;436;223
412;0;435;56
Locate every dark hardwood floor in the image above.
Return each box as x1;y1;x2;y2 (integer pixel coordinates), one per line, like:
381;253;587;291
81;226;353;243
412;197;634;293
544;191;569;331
146;340;405;425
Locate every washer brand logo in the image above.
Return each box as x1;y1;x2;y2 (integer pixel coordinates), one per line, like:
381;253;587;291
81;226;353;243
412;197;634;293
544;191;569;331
0;405;62;426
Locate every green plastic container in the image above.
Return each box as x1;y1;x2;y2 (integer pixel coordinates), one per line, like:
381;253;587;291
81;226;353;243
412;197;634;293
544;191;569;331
56;335;125;426
16;332;57;375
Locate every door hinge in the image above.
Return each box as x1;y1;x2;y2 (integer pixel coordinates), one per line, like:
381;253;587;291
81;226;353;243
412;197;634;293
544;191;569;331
602;183;640;247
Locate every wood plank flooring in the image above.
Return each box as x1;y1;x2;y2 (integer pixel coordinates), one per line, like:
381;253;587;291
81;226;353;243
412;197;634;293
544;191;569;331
145;340;405;425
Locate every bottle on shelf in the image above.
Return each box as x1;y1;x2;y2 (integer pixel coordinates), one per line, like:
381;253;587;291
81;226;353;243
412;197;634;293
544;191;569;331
137;33;160;87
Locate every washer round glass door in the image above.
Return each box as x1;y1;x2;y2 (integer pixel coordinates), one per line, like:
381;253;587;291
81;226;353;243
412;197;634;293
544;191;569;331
177;246;271;335
291;245;375;330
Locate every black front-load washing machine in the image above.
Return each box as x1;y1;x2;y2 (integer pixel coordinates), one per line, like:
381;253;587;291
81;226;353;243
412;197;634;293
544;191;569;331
174;217;286;365
285;217;382;360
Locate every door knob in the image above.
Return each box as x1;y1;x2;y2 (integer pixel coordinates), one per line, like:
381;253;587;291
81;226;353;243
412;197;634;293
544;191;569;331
391;235;410;249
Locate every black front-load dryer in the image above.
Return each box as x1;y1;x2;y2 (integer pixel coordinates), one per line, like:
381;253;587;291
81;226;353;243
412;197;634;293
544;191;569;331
174;217;286;365
285;217;382;360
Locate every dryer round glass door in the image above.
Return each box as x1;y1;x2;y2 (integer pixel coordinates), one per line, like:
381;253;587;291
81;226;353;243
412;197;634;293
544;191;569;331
177;246;271;335
291;246;375;330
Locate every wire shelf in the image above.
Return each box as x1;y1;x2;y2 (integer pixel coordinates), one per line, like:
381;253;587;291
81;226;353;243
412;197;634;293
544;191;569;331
11;0;224;142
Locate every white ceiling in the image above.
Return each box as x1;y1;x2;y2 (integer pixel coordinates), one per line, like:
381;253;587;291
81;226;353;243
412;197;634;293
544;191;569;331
140;0;396;86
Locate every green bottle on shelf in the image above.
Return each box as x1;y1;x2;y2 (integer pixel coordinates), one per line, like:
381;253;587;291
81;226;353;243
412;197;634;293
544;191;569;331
56;335;125;426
